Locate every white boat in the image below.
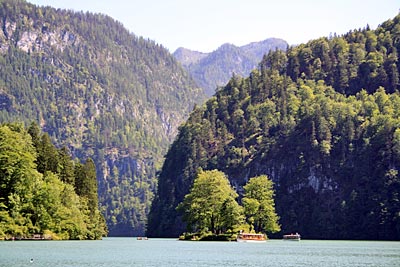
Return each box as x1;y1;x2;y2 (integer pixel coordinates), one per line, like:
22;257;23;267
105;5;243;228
283;233;301;241
237;232;267;242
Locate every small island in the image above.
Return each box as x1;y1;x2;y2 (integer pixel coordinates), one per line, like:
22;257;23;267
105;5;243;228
177;170;280;241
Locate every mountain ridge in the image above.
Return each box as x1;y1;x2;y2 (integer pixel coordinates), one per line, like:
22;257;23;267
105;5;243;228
173;38;288;96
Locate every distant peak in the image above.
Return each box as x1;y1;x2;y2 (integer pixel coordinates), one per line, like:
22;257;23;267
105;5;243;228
241;38;288;49
218;43;237;49
173;47;208;66
174;47;192;53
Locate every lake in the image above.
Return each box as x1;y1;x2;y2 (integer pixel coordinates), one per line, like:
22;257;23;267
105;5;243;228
1;238;399;267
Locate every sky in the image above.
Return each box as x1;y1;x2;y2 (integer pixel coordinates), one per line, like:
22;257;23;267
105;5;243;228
28;0;399;53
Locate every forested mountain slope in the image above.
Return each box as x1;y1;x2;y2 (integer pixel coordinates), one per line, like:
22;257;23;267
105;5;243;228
0;0;205;236
173;38;287;96
148;14;400;240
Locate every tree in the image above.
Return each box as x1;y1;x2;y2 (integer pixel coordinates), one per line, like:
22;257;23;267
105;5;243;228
177;169;243;234
0;124;39;202
242;175;280;234
36;133;59;175
219;196;244;233
58;146;75;185
74;158;98;215
27;121;41;149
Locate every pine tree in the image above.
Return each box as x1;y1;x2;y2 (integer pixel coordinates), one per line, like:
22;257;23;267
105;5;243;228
58;146;75;185
36;133;59;175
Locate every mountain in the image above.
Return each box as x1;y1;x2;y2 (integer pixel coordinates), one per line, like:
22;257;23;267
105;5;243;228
147;15;400;240
241;38;288;59
173;38;288;96
173;47;207;66
0;0;205;236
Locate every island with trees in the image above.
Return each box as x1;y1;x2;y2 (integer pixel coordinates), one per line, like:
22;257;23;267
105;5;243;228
177;170;280;241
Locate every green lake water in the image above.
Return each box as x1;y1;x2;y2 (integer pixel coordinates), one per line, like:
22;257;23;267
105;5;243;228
1;238;399;267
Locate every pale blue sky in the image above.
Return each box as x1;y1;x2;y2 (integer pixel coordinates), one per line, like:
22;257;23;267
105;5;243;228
28;0;399;53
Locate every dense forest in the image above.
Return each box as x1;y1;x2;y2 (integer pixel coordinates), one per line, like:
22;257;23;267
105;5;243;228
0;0;205;236
0;122;106;240
148;14;400;240
174;38;287;96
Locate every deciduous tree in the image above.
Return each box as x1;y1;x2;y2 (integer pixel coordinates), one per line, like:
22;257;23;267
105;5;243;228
242;175;280;234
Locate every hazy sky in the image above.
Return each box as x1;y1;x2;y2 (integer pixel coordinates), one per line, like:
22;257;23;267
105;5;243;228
28;0;399;53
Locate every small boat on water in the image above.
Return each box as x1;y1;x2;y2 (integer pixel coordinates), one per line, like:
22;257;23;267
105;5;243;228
283;233;301;241
236;232;266;242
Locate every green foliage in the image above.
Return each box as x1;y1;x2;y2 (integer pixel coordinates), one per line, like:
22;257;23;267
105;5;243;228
0;123;106;240
149;14;400;240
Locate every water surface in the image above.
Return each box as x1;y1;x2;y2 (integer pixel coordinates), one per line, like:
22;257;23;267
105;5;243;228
1;238;399;267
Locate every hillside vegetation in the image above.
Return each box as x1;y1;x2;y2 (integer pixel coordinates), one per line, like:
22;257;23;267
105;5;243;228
148;14;400;240
0;0;205;236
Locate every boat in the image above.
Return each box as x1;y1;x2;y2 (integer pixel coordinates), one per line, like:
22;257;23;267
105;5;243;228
283;233;301;241
236;232;266;242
